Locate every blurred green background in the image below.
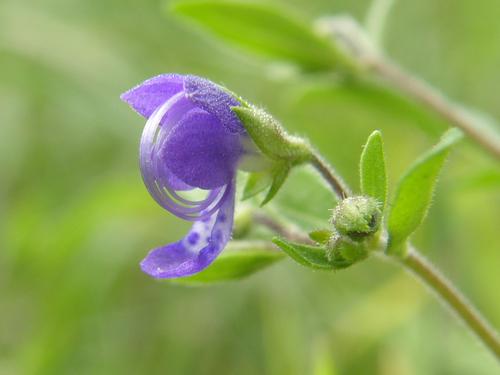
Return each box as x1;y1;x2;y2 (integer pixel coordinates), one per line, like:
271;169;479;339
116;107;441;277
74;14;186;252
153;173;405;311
1;0;499;374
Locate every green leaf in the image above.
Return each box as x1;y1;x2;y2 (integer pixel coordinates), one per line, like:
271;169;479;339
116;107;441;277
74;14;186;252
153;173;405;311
174;242;284;285
233;106;311;163
242;171;273;200
360;130;387;210
387;128;463;255
171;0;346;71
308;229;333;244
272;237;351;270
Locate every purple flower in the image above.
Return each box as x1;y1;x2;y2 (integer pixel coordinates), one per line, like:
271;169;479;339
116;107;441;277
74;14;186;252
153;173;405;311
121;74;249;278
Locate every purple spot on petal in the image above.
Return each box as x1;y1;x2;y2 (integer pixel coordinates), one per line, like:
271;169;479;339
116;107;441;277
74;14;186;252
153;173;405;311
219;213;226;223
214;230;223;242
187;232;199;245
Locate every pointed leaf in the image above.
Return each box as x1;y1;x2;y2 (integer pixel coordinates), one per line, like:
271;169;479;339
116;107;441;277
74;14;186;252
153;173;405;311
387;128;463;255
272;237;351;270
360;130;387;210
171;0;346;71
309;229;333;245
174;241;284;284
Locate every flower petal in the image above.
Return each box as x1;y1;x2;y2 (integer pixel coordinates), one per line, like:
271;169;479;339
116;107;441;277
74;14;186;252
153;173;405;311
162;108;242;189
121;74;184;118
139;92;194;192
140;181;236;278
184;75;244;134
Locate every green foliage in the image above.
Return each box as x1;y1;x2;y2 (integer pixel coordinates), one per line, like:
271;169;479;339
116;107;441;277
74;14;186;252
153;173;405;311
172;0;345;71
235;105;316;205
387;128;463;255
360;130;387;210
272;237;352;270
242;163;291;206
2;0;500;373
233;106;311;163
242;171;273;200
175;242;284;284
308;229;333;244
337;239;368;263
261;162;291;205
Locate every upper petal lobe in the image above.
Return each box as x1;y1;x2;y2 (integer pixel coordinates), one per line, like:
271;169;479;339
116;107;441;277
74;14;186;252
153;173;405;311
121;74;184;118
184;75;244;134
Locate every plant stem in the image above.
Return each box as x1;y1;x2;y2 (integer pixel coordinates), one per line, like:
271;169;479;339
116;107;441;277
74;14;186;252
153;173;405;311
401;247;500;358
309;150;351;199
253;211;313;244
253;211;500;359
369;57;500;159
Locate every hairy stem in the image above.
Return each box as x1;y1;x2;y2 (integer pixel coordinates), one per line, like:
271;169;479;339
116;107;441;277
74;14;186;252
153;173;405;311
401;247;500;358
253;211;313;244
309;150;351;199
253;212;500;359
369;58;500;159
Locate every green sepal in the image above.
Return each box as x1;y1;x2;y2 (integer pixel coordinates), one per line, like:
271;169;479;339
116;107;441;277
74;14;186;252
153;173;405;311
387;128;463;255
272;237;352;270
242;161;291;206
173;242;285;285
260;162;291;206
233;106;312;164
337;239;368;263
360;130;387;211
242;171;273;201
308;229;333;244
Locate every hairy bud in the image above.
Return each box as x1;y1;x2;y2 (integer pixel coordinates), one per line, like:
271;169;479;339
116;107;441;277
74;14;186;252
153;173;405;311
331;196;381;240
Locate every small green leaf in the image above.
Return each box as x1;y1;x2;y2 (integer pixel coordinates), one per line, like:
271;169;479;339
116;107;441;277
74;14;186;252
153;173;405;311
272;237;351;270
360;130;387;210
233;106;311;163
387;128;463;255
171;0;346;71
261;163;290;206
174;242;284;285
308;229;333;244
242;171;273;200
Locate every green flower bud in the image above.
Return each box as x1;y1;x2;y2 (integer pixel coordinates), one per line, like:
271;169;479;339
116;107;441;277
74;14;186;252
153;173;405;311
331;196;381;240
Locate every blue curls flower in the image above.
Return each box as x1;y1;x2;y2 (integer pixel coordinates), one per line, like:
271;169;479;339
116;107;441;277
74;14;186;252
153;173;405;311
121;74;252;278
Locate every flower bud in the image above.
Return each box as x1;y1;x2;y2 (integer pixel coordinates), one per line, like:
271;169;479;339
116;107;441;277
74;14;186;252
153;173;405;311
331;196;381;240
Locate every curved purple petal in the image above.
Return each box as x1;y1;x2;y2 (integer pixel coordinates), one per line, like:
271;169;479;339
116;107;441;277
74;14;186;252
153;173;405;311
162;108;242;189
139;94;231;220
184;75;245;134
121;74;184;118
139;92;194;192
140;181;236;278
